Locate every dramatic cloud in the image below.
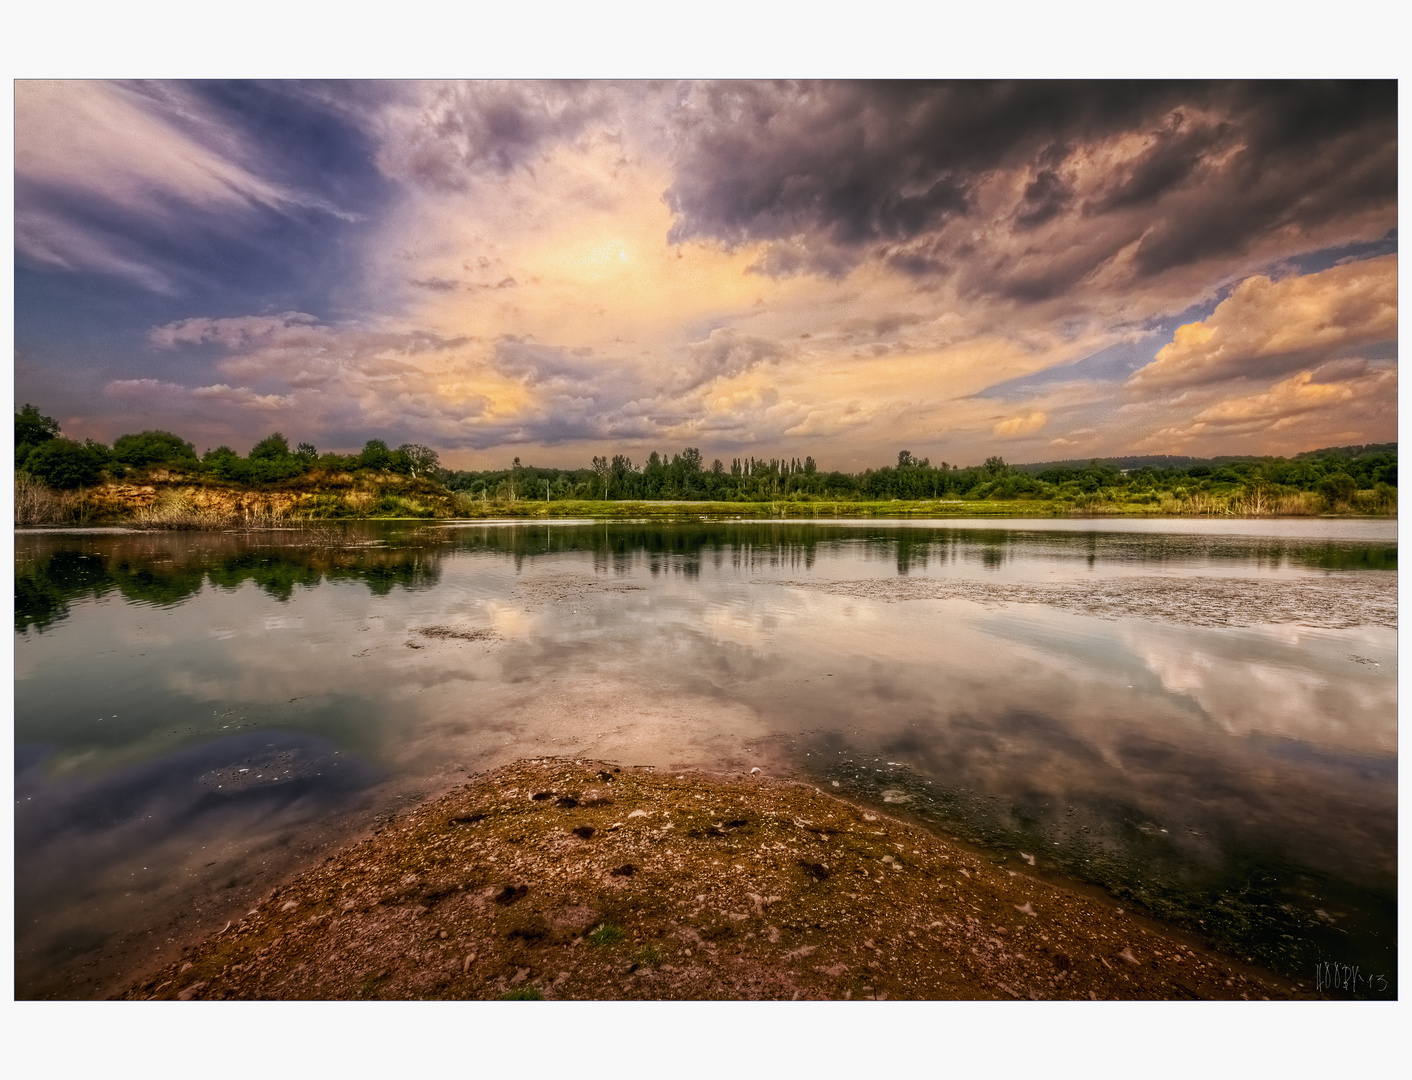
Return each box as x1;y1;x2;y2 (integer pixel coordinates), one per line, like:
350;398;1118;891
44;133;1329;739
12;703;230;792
1128;255;1397;388
1195;360;1392;430
664;81;1396;304
16;80;1399;467
1142;362;1396;447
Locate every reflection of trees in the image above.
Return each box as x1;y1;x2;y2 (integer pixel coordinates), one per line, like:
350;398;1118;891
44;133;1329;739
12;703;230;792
16;524;1393;633
467;522;828;577
15;537;443;633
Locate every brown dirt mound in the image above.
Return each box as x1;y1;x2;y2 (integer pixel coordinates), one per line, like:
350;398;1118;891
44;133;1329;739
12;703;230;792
117;758;1310;1001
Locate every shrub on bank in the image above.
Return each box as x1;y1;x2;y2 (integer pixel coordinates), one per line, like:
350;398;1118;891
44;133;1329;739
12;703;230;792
22;439;108;489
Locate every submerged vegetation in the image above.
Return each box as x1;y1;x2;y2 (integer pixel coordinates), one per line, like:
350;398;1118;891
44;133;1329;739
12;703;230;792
12;403;1397;526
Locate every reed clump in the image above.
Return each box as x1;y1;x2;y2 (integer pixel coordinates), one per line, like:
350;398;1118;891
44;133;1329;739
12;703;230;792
14;472;81;526
130;488;235;529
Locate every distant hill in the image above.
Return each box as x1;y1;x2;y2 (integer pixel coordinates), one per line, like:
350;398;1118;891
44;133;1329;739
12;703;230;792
1011;443;1396;475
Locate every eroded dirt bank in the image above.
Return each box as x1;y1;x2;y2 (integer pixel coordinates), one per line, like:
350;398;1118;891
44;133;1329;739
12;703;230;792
118;758;1311;1001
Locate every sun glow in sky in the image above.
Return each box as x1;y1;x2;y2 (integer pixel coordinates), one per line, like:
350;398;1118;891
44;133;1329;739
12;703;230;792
13;79;1397;470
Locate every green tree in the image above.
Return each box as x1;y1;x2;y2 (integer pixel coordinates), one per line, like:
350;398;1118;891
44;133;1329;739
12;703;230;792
112;430;198;469
1316;472;1357;507
200;445;247;482
397;443;440;478
15;404;61;458
24;438;107;489
358;439;391;470
249;432;292;460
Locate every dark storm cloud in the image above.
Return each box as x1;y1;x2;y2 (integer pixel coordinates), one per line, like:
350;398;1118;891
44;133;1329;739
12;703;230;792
664;81;1397;295
1013;165;1072;231
665;82;1180;250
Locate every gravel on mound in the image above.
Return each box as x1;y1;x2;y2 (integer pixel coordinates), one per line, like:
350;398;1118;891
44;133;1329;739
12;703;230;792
118;759;1310;1001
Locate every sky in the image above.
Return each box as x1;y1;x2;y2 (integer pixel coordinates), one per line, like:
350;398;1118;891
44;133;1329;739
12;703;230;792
13;79;1398;471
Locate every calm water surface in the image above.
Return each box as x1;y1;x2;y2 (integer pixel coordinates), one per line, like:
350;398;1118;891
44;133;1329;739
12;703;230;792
14;518;1397;998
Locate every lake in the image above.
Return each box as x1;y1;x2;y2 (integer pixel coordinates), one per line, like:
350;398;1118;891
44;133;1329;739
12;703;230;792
13;517;1397;999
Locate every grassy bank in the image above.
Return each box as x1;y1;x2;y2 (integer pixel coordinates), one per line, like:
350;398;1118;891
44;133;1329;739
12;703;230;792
14;471;1395;528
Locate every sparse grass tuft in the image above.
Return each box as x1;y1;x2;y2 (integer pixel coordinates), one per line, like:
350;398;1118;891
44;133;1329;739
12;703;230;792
632;944;663;966
586;922;626;947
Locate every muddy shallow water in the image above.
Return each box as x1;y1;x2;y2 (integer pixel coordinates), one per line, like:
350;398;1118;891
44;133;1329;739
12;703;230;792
13;518;1397;998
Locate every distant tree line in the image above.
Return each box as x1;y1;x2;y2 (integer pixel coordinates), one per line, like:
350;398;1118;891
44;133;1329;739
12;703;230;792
13;403;1397;510
14;404;440;489
442;444;1396;505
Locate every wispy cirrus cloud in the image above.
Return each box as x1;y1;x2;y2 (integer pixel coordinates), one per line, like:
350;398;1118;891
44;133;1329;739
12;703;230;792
15;81;364;294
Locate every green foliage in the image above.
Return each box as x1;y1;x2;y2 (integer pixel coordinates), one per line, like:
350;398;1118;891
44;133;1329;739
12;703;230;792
112;430;198;469
201;443;305;484
358;439;391;470
15;403;61;454
8;401;1398;518
398;443;440;478
23;438;108;489
1315;472;1358;507
249;432;292;460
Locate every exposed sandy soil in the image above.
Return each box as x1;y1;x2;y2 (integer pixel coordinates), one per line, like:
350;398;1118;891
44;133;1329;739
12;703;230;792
117;758;1313;1001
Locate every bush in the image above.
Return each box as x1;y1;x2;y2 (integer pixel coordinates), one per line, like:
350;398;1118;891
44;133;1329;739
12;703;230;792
23;438;107;489
112;430;199;470
200;445;305;485
357;439;391;470
249;432;292;460
1315;472;1357;507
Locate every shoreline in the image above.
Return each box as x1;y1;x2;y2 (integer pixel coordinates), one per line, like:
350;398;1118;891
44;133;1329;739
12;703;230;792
112;758;1315;1002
